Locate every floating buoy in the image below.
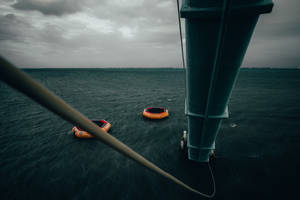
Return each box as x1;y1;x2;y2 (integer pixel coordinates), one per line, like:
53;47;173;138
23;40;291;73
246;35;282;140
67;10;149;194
72;119;111;138
143;107;169;119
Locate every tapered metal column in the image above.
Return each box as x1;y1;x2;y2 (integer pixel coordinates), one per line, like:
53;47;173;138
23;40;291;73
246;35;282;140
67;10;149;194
180;0;273;162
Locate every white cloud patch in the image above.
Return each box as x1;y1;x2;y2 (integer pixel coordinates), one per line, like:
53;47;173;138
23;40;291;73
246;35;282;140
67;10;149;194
61;13;114;39
118;26;137;39
157;0;173;8
108;0;144;8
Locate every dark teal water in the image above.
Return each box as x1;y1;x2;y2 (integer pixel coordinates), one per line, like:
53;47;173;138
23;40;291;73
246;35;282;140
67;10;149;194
1;68;300;199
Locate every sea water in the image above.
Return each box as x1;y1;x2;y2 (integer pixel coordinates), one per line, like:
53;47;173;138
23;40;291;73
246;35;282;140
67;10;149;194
1;68;300;199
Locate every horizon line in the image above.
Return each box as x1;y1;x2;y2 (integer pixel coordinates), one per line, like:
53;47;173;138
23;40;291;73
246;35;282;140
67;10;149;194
21;66;300;70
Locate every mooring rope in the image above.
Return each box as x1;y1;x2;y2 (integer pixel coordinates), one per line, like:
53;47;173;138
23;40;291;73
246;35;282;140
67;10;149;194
201;0;232;141
0;56;215;197
176;0;186;70
176;0;188;108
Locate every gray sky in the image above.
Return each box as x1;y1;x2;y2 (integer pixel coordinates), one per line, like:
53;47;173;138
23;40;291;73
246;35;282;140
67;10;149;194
0;0;299;68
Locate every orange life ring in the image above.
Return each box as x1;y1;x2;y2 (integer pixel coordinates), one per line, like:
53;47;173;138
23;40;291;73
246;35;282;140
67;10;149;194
72;119;111;139
143;107;169;119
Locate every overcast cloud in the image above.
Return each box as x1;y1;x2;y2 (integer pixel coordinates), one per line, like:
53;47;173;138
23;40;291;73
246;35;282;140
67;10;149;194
0;0;299;68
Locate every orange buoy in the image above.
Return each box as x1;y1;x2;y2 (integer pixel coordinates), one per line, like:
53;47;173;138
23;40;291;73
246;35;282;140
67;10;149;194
72;119;111;138
143;107;169;119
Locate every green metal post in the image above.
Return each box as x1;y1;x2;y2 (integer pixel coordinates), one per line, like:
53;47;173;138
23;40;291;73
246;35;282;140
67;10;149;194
180;0;273;162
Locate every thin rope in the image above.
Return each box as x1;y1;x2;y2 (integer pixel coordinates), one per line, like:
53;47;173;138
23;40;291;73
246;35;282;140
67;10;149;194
0;56;215;197
201;0;232;143
176;0;186;70
176;0;188;109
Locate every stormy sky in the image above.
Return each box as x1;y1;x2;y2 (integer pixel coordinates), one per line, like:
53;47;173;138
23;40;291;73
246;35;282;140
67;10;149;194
0;0;299;68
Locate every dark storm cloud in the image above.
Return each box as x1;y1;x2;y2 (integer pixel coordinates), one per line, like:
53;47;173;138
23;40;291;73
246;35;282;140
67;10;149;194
0;12;68;46
0;13;32;41
0;0;182;68
12;0;82;16
91;0;177;28
0;0;299;68
86;0;179;48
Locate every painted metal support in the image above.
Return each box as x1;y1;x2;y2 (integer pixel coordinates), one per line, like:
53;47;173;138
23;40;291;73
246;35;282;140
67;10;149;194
180;0;273;162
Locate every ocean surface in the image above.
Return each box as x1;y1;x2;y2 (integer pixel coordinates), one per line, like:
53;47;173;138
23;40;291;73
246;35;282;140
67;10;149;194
1;68;300;200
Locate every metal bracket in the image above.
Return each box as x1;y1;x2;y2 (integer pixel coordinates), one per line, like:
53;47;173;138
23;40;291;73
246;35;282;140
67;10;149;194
186;106;229;119
180;0;273;19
